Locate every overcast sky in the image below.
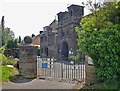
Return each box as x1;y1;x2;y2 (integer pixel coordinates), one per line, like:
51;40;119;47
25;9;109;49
1;0;91;39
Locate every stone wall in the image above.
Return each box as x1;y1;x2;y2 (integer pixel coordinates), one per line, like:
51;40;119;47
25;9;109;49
19;45;37;78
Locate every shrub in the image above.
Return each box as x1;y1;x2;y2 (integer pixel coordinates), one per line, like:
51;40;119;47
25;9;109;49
0;53;16;66
0;66;14;82
0;53;7;65
0;47;5;53
76;2;120;82
69;56;78;61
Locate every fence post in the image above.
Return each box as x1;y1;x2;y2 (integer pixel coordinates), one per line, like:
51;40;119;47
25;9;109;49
61;59;63;78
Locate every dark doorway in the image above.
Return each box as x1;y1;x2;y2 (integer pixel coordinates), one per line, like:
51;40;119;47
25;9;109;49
61;41;69;61
45;47;48;56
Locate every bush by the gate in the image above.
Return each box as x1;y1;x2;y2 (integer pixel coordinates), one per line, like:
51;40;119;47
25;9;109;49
0;65;14;82
76;2;120;83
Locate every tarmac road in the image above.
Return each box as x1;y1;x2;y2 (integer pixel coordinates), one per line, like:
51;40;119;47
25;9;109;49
1;78;84;90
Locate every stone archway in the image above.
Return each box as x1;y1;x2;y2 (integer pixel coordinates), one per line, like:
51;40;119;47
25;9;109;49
61;41;69;61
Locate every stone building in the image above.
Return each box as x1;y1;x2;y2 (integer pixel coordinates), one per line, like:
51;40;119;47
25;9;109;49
40;4;84;61
40;20;58;58
56;4;84;60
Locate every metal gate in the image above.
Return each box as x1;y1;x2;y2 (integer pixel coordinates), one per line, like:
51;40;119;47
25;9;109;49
37;56;85;82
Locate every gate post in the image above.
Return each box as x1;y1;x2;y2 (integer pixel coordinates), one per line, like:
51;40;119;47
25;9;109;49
19;36;38;78
85;56;96;86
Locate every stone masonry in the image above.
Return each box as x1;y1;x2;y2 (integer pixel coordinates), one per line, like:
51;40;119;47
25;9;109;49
40;4;84;61
19;45;38;78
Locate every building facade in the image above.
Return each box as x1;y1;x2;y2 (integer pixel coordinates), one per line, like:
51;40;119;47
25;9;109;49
40;20;58;58
40;4;84;61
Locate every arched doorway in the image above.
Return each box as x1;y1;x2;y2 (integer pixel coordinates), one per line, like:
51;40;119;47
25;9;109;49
45;47;48;56
61;41;69;61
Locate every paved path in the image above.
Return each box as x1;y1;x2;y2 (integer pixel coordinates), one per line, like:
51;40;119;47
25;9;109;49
1;78;84;90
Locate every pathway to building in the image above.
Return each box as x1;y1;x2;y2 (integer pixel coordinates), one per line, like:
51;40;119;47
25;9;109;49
1;77;84;90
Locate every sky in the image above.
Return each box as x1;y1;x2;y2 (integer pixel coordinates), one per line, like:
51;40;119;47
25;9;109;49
0;0;91;39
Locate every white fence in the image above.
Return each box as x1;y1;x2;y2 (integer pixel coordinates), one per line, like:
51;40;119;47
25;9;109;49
37;57;85;80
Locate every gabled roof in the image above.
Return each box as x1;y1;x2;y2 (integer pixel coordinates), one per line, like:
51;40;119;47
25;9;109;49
32;34;40;45
49;19;58;32
32;34;39;41
49;19;58;27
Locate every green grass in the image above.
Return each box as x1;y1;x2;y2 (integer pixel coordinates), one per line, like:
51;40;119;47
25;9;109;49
0;65;14;83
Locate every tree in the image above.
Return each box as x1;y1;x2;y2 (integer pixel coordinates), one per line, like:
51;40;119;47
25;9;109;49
0;16;19;49
2;27;15;46
5;39;18;49
76;1;120;82
18;36;21;44
82;0;111;12
0;16;5;47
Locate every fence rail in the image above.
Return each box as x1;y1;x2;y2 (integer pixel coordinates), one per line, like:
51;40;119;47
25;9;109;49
37;57;85;81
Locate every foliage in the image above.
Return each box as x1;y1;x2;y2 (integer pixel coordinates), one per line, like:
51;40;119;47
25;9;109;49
76;2;120;82
2;27;14;46
82;0;100;12
5;39;18;49
0;53;7;65
13;36;22;45
18;36;22;44
103;79;120;89
82;0;111;12
0;53;17;65
69;51;85;64
81;79;120;90
7;58;17;66
0;65;14;82
69;55;78;61
0;47;5;53
2;27;19;49
0;53;17;83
